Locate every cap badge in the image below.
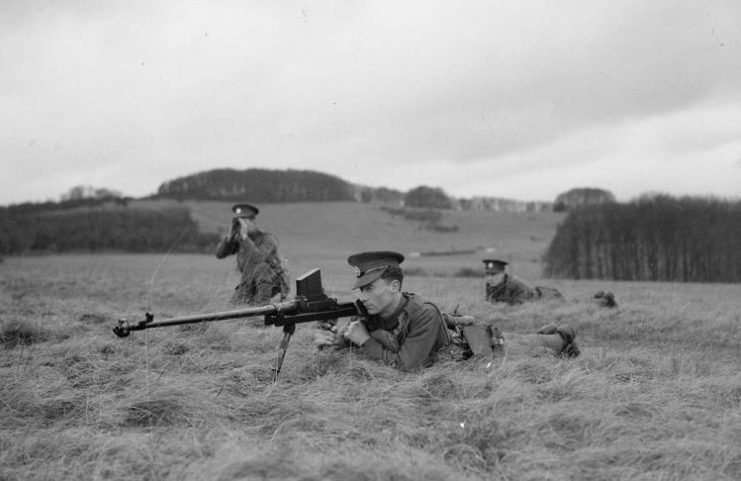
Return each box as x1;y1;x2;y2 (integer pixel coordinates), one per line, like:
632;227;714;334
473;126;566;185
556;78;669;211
353;266;362;277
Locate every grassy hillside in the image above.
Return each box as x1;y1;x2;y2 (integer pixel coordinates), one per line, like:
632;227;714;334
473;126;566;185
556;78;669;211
181;200;564;284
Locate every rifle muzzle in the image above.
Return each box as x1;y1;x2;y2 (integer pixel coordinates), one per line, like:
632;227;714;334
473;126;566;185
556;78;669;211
113;319;132;338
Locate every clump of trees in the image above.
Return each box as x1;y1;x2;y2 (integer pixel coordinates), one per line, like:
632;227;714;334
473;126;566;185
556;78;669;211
544;195;741;282
60;185;123;202
404;186;454;209
356;186;405;205
0;206;219;255
155;168;356;202
553;187;615;212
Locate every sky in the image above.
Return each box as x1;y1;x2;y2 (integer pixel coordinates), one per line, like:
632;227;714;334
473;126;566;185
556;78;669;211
1;0;740;205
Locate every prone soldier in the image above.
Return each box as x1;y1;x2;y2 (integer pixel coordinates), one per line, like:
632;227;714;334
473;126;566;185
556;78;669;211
314;251;580;371
484;259;563;305
483;259;618;309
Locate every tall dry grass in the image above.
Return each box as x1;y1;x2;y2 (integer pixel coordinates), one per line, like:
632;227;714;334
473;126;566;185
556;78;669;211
2;254;740;480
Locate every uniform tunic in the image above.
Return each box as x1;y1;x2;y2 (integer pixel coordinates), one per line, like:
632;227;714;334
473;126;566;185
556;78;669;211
358;293;449;371
485;273;535;305
215;230;288;305
486;274;563;305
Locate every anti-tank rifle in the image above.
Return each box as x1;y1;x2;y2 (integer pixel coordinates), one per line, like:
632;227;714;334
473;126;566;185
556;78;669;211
113;268;364;382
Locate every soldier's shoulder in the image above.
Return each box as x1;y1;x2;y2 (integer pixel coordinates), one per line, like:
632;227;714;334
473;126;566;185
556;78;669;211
404;293;442;318
509;274;531;286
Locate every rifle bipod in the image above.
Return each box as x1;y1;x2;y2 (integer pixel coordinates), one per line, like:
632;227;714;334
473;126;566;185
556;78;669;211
272;323;296;383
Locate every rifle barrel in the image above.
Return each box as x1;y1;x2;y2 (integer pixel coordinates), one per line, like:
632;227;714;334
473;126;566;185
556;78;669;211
114;300;299;336
147;300;297;327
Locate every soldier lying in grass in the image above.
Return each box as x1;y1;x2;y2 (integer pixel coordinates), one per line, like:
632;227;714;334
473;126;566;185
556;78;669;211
483;258;618;308
483;259;564;305
313;251;580;371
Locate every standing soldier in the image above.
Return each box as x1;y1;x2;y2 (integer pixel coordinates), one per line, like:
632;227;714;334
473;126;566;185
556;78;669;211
484;259;563;305
215;203;289;305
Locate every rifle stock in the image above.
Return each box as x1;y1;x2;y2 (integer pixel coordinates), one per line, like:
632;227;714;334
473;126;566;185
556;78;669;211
113;268;362;381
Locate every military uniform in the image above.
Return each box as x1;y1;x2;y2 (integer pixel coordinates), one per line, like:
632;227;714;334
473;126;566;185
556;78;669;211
483;259;562;305
485;272;536;304
321;251;450;371
357;292;450;370
215;204;289;305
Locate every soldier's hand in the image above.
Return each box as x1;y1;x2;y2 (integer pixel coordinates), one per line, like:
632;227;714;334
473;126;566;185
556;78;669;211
333;318;351;336
313;329;338;349
314;319;352;350
316;320;336;331
343;320;371;347
315;318;349;333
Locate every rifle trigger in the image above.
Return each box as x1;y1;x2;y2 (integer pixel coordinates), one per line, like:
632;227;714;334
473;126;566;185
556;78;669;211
355;300;368;317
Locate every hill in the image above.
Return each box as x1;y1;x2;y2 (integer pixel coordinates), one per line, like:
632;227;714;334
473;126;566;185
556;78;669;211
149;167;552;212
153;168;359;203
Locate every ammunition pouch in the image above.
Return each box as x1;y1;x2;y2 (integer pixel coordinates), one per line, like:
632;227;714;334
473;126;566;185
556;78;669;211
442;313;505;360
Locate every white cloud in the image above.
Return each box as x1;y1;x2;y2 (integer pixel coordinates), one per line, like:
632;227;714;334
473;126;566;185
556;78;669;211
1;0;740;204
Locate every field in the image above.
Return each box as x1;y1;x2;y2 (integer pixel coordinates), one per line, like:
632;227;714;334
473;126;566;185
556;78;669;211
2;204;741;480
180;200;562;282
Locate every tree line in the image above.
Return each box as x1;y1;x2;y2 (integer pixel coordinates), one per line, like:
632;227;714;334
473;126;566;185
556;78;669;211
544;195;741;283
0;205;219;255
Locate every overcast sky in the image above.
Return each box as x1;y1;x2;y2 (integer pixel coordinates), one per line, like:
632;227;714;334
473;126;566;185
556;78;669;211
2;0;740;205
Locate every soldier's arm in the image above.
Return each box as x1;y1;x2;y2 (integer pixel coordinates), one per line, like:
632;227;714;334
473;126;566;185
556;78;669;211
487;281;508;303
360;305;442;371
485;282;494;302
215;236;239;259
260;234;287;277
510;276;534;303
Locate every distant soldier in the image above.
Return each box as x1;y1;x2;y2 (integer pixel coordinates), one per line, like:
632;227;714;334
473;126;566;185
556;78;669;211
593;290;618;308
215;203;289;305
484;259;563;305
314;251;579;370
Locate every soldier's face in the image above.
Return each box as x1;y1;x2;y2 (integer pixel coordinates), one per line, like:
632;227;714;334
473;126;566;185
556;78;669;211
486;272;505;284
358;277;399;317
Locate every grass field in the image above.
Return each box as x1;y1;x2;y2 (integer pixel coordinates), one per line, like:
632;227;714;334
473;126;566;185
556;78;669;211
2;204;741;480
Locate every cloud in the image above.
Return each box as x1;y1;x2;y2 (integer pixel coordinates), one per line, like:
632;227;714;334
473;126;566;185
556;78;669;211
1;0;740;204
